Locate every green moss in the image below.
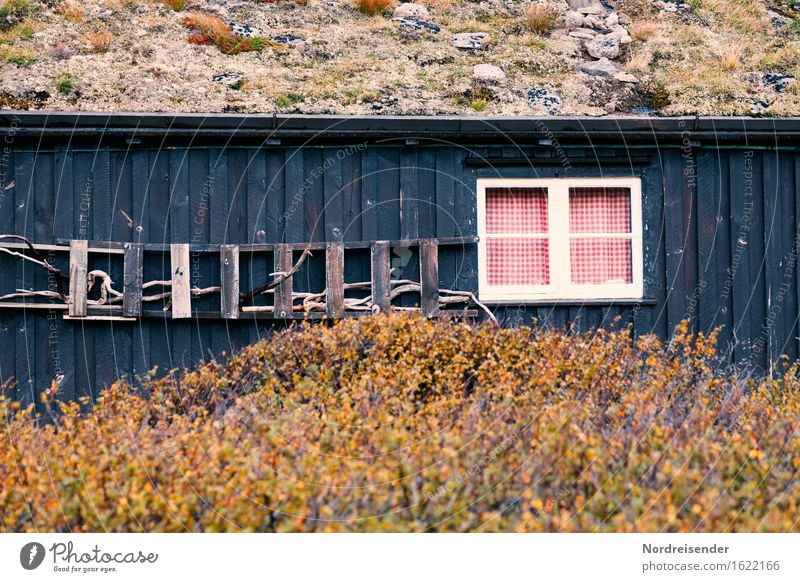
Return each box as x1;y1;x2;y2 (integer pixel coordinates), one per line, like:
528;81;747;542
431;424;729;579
275;93;303;107
55;72;74;95
451;86;492;112
248;36;268;51
528;37;547;50
646;80;671;110
0;92;31;108
470;99;487;112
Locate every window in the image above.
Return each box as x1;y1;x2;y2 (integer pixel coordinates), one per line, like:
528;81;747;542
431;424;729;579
477;178;643;302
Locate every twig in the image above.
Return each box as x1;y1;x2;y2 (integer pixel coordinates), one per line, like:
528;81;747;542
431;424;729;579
240;247;312;306
0;289;65;302
0;234;68;297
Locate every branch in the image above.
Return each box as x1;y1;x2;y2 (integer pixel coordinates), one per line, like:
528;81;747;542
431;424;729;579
0;289;65;302
240;247;312;306
0;235;69;297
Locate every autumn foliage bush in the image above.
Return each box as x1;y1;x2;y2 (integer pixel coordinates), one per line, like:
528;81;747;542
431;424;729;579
2;315;800;532
181;11;266;55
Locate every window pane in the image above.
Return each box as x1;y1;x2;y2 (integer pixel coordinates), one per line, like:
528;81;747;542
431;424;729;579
569;187;631;233
570;238;632;284
486;187;548;234
487;238;549;285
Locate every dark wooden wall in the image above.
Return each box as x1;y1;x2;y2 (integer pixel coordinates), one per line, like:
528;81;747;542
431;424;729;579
0;138;797;405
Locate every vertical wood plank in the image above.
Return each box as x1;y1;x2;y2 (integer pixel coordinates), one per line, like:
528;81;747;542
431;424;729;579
227;149;247;244
265;150;285;242
795;154;800;363
370;241;391;314
420;238;440;317
221;244;240;319
762;151;798;367
122;243;143;317
730;150;766;370
170;243;191;319
326;242;345;319
454;153;478;299
93;149;112;241
361;147;378;241
209;149;228;244
68;239;88;317
130;150;151;394
400;149;419;240
435;148;457;305
284;149;304;244
417;150;437;239
273;244;293;317
342;148;362;243
323;149;344;242
663;149;688;334
111;151;134;243
168;150;191;372
149;151;171;242
377;149;401;241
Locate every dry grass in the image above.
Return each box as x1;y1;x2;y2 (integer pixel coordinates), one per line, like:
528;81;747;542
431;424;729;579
630;20;658;42
0;17;38;44
698;0;770;34
424;0;455;10
84;29;113;53
0;42;34;65
719;42;747;72
182;11;230;41
353;0;393;17
626;49;652;73
525;4;558;36
55;0;85;23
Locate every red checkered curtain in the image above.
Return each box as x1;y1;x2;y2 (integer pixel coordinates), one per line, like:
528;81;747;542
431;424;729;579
570;239;632;284
569;187;632;285
487;238;550;285
486;188;548;234
569;187;631;233
485;188;550;285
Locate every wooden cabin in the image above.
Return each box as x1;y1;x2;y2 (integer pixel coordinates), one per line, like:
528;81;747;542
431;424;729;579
1;112;798;403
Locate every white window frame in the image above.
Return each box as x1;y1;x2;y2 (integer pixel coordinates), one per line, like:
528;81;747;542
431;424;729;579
477;177;643;303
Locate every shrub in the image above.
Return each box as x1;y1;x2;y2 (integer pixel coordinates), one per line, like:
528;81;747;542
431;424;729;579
525;4;558;35
55;0;84;23
2;316;800;532
84;29;113;53
55;71;73;94
354;0;392;17
181;11;266;55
